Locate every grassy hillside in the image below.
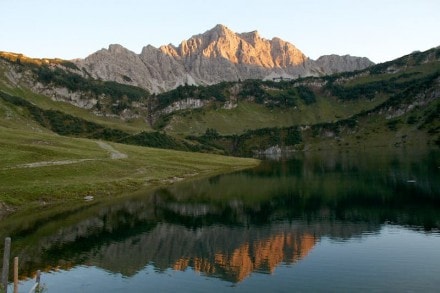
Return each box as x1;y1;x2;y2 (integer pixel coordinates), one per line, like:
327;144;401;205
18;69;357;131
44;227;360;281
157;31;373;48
152;79;388;136
0;60;259;212
187;68;440;155
155;48;440;139
0;125;258;210
0;57;151;134
165;97;386;136
2;48;439;143
175;48;440;155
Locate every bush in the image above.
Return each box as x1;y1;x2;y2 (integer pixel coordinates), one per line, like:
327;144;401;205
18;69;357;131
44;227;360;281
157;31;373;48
386;120;400;131
239;80;267;103
297;86;316;104
203;128;220;140
285;127;302;145
406;115;418;125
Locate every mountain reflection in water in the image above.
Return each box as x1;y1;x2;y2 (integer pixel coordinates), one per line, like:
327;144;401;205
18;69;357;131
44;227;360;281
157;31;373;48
0;149;439;286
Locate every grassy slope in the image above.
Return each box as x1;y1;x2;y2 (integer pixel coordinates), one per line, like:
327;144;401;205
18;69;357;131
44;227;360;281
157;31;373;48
303;112;437;151
0;125;258;207
302;90;440;150
179;52;440;155
0;72;259;209
166;96;386;136
162;54;440;137
0;61;151;134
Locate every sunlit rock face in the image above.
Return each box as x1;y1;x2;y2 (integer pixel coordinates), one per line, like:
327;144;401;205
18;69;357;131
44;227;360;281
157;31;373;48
75;24;373;93
164;25;307;68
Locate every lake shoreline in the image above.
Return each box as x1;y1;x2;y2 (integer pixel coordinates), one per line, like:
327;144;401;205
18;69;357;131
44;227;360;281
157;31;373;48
0;161;260;220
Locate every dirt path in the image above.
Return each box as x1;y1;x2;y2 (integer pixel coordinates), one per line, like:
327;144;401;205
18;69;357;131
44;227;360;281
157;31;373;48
95;141;128;159
5;141;127;170
15;159;94;168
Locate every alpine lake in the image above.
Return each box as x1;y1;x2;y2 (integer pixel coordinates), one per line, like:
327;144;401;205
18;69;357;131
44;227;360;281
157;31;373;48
1;148;439;292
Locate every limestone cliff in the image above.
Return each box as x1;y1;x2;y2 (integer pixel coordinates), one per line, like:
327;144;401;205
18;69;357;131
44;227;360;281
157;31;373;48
75;24;374;93
315;54;374;74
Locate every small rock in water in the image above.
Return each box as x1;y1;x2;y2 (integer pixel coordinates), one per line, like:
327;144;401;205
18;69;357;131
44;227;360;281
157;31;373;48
84;195;94;201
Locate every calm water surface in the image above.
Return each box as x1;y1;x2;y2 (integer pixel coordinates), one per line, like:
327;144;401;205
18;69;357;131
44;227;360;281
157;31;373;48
1;149;439;292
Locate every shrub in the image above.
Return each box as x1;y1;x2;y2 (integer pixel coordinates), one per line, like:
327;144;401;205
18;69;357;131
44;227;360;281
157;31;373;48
297;86;316;104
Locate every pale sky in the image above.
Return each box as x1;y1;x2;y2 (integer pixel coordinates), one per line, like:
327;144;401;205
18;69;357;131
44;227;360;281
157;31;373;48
1;0;439;63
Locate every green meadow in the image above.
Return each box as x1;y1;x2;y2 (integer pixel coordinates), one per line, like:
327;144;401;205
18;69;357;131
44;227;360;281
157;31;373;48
0;125;258;210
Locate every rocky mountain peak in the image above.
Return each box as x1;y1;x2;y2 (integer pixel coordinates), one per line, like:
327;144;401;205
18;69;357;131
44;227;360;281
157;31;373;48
239;30;261;46
159;24;307;69
206;24;234;38
75;25;374;93
107;44;129;54
141;44;157;54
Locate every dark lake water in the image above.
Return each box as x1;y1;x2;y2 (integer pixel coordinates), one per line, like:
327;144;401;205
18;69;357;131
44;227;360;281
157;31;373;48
1;149;440;292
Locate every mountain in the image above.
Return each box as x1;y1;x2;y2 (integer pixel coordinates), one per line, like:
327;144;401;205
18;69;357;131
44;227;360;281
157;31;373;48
0;44;439;211
74;24;374;93
1;46;439;155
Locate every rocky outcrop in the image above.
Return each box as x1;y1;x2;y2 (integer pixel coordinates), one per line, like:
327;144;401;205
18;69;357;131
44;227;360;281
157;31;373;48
159;98;206;115
315;54;374;74
75;24;374;93
33;84;98;109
